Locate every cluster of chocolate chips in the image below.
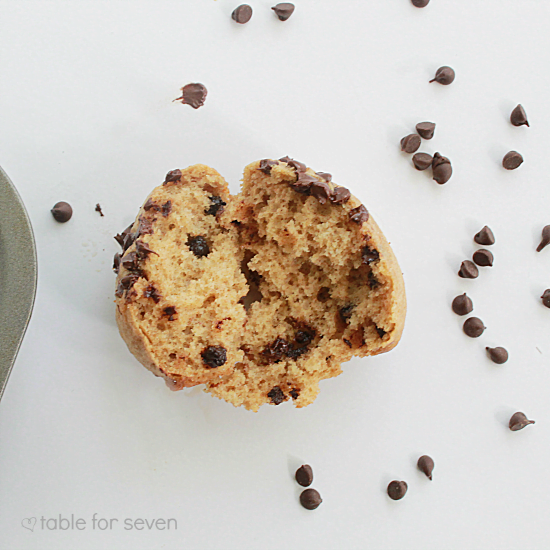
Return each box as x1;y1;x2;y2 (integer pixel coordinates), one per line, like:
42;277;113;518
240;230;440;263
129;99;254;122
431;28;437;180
295;465;322;510
268;157;371;229
387;455;435;501
453;227;501;346
537;225;550;309
502;105;528;170
231;3;295;24
401;122;453;184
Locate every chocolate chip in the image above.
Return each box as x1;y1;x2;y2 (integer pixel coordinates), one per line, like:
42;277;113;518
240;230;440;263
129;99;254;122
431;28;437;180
272;2;295;21
290;171;319;194
367;271;379;289
295;465;313;487
429;66;455;85
143;284;161;303
458;260;479;279
416;122;435;139
412;152;433;171
432;153;452;184
201;345;227;368
401;134;421;153
542;289;550;308
115;224;133;248
473;249;494;267
279;156;306;173
187;235;210;258
452;293;473;316
289;388;300;399
161;201;172;217
349;204;369;224
123;231;136;252
463;317;485;338
164;169;182;184
536;226;550;252
174;83;207;109
267;386;286;405
300;488;322;510
135;240;158;259
502;151;523;170
411;0;429;6
362;246;380;264
116;273;140;298
205;195;226;216
262;338;290;363
136;216;154;237
510;104;529;127
258;159;278;175
122;251;139;272
232;4;253;23
343;339;352;348
387;480;408;500
417;455;434;480
113;253;121;273
316;172;332;181
509;412;535;431
330;186;351;205
95;203;104;217
474;226;495;246
486;347;508;364
162;306;177;321
310;181;332;204
51;201;73;223
339;304;354;323
295;329;314;345
376;326;387;338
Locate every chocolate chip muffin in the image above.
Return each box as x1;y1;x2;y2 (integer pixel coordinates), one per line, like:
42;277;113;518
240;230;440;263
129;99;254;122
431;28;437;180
114;165;248;388
115;158;406;410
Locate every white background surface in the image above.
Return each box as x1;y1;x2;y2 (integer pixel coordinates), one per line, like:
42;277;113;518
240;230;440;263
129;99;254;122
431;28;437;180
0;1;549;549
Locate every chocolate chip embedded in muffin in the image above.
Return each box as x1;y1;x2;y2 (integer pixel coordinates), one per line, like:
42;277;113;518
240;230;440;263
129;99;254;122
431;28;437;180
202;346;227;368
310;181;332;204
362;246;380;264
163;169;182;185
262;337;290;363
349;204;369;224
205;195;226;216
162;306;178;321
339;305;354;323
143;284;162;303
187;235;210;258
113;253;121;273
258;159;278;175
330;187;351;205
267;386;286;405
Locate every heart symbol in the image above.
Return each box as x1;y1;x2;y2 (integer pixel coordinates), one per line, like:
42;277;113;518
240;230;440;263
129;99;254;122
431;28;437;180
22;517;36;532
